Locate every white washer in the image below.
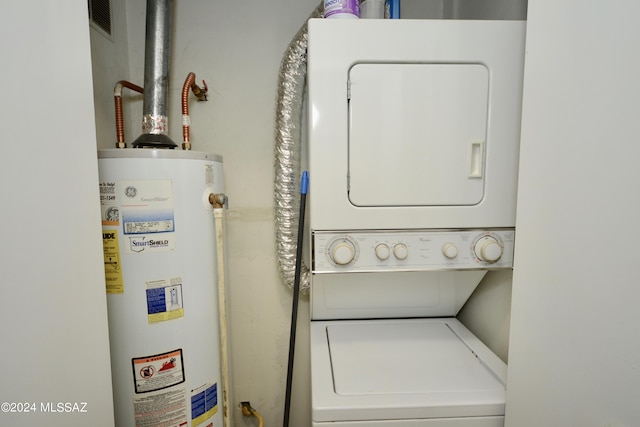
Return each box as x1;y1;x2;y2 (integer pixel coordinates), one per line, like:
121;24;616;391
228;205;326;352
307;19;525;427
309;230;511;425
311;318;506;426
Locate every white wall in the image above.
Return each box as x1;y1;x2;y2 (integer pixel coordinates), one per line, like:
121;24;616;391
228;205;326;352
400;0;527;19
0;1;115;426
454;0;527;19
506;0;640;425
89;0;134;148
458;271;513;362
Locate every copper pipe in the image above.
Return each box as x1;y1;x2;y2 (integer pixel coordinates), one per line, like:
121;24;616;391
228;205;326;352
181;72;208;150
114;80;144;148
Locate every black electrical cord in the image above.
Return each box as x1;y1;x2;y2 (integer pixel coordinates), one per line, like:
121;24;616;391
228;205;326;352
283;171;309;427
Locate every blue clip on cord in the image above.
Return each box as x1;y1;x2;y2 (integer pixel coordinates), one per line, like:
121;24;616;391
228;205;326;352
301;171;309;195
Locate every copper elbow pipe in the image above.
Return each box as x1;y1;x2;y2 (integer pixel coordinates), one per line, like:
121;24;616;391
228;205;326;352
114;81;144;148
181;72;208;150
209;193;227;209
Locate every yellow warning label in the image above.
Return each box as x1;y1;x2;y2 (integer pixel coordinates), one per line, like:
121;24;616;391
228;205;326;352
149;308;184;324
102;230;124;294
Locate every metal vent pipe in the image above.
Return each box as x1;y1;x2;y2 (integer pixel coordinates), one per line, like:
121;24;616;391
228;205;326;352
132;0;177;148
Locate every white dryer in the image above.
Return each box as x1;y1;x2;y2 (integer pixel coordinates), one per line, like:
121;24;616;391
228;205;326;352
306;19;526;426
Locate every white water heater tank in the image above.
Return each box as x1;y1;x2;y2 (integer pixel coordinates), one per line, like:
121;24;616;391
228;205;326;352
98;148;224;427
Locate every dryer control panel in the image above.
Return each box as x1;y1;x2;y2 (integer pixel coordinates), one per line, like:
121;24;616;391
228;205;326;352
312;229;514;273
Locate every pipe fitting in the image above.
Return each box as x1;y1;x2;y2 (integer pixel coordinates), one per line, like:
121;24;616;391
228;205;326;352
209;193;228;209
240;402;264;427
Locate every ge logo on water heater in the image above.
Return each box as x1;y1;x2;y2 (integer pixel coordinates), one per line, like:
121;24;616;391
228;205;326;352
125;186;137;198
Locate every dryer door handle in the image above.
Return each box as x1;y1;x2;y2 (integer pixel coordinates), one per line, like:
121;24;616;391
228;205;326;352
468;140;484;178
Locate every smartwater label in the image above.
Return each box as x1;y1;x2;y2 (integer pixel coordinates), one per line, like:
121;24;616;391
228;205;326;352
120;180;176;253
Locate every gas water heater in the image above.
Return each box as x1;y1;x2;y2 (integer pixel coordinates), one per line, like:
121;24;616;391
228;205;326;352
98;148;225;427
98;1;231;425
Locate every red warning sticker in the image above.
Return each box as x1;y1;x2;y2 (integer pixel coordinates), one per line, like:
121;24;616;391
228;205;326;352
132;349;185;394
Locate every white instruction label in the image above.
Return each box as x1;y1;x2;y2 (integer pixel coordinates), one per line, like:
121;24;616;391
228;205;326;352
146;277;185;324
133;387;187;427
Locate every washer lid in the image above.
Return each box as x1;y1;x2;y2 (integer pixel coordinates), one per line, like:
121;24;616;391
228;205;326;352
329;321;502;395
311;318;507;422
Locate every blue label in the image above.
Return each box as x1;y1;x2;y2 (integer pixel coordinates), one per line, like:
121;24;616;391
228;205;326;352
191;383;217;420
191;391;206;418
146;288;167;314
205;384;217;411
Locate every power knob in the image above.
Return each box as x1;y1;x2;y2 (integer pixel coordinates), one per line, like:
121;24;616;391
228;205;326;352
473;236;503;263
329;239;357;265
442;242;458;259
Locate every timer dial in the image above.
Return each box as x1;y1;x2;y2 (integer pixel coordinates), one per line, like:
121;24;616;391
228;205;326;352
329;238;357;265
473;236;503;263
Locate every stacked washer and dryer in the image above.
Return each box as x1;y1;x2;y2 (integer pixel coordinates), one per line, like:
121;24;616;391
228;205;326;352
306;19;525;426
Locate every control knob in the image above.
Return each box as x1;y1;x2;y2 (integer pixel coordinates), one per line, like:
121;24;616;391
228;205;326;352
473;236;503;263
375;243;391;260
393;243;409;260
442;242;458;259
329;239;357;265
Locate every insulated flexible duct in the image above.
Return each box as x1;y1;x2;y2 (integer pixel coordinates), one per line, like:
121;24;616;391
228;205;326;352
274;3;323;294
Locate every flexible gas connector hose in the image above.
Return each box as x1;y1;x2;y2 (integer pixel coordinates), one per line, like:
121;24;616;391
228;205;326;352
113;80;144;148
181;71;208;150
241;402;264;427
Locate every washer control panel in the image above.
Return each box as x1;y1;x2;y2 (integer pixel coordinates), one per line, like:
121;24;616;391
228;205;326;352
313;229;515;273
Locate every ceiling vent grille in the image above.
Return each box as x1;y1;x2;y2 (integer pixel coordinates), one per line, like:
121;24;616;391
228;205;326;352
88;0;112;37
